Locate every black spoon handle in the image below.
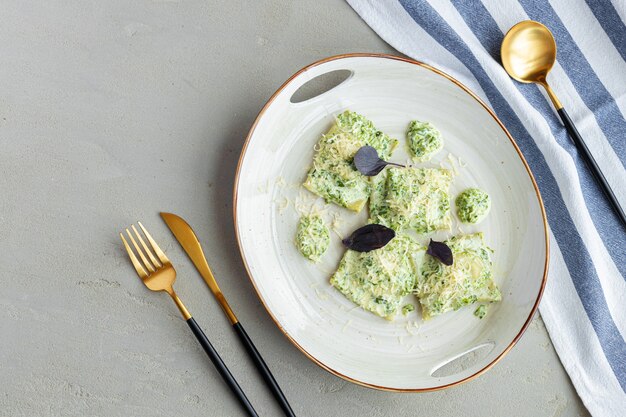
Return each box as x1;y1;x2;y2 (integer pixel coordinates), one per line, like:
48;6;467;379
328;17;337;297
557;108;626;228
233;322;296;417
187;318;259;417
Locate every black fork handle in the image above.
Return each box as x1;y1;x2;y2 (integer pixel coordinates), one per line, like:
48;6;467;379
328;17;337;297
187;317;258;417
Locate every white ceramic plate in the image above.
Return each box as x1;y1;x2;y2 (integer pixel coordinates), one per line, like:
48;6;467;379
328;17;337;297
234;54;548;391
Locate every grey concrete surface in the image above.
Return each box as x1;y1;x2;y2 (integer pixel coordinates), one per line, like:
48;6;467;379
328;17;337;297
0;1;590;416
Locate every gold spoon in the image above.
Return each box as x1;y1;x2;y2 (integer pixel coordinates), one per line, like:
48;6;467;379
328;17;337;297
501;20;626;227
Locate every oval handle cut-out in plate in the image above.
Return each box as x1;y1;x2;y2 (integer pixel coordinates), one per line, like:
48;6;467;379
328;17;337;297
431;341;496;378
289;69;352;104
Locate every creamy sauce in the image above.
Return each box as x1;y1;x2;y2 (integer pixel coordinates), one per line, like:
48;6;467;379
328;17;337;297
303;111;398;211
295;215;330;262
369;167;453;234
406;120;444;161
330;234;422;320
416;233;501;320
456;188;491;224
296;113;501;322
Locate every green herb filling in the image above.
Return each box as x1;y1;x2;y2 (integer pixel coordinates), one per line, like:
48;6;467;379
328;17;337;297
402;304;415;315
416;233;501;320
303;110;398;211
456;188;491;224
407;120;444;161
474;304;488;319
330;234;421;320
369;167;452;234
296;215;330;262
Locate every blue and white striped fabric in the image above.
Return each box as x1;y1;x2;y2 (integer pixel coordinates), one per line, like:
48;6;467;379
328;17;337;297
346;0;626;415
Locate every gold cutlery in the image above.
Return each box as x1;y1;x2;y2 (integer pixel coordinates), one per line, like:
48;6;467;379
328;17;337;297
120;222;258;417
160;212;296;417
501;20;626;226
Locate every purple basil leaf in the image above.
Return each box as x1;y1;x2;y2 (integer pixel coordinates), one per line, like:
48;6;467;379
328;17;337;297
426;239;453;266
354;146;397;176
342;224;395;252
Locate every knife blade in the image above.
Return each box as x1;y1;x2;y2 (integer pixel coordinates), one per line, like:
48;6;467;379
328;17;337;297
160;212;238;324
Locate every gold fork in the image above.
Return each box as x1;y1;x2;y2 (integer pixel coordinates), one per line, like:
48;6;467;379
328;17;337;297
120;222;258;417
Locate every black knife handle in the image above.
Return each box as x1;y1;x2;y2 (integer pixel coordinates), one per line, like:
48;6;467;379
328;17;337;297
557;108;626;228
187;318;258;417
233;322;296;417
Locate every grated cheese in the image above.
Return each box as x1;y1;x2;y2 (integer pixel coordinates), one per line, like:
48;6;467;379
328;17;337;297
416;233;501;320
314;288;329;300
447;153;459;175
277;198;289;213
302;111;398;212
342;319;353;333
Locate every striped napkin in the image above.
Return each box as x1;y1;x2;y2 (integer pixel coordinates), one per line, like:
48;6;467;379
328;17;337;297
346;0;626;415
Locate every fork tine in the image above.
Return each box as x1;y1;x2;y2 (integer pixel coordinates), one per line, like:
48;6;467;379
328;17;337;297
126;228;156;273
138;221;170;265
132;225;162;268
120;233;148;279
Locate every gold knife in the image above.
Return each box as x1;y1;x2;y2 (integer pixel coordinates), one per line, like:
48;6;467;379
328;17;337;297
160;212;238;324
160;212;296;417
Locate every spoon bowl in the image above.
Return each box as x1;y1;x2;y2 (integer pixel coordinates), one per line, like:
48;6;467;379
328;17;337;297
501;21;557;86
501;20;561;108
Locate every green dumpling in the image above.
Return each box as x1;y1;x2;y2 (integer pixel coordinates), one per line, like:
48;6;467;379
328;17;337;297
406;120;444;161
